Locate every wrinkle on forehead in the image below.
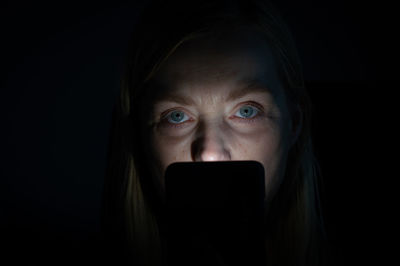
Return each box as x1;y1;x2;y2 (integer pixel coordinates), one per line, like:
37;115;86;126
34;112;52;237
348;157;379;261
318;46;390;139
144;27;286;112
156;28;278;81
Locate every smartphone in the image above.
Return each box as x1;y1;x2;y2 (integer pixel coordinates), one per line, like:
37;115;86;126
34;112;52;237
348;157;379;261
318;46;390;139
164;160;266;266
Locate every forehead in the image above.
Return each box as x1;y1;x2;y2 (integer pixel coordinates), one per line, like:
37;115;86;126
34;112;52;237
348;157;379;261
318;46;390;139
150;28;283;101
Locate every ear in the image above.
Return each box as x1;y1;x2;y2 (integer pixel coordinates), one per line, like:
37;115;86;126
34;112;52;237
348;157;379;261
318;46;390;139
289;104;303;147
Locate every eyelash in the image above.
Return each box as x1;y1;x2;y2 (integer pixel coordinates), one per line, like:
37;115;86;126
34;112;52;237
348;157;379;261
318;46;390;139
159;101;265;128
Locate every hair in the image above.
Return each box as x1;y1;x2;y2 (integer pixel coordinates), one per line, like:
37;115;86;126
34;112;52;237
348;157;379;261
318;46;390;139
102;0;331;265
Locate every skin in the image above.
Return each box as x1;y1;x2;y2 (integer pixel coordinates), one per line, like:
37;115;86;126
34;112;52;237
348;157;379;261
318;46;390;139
141;28;300;208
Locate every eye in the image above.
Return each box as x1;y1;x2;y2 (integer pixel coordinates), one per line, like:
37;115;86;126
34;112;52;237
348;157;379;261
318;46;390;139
234;105;259;119
165;110;190;124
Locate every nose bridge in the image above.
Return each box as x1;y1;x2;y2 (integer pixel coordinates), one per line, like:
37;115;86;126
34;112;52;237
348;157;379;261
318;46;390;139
192;119;231;162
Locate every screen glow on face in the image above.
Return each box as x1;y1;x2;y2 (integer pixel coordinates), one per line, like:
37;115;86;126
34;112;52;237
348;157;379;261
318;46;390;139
153;86;278;132
144;28;293;205
149;76;283;136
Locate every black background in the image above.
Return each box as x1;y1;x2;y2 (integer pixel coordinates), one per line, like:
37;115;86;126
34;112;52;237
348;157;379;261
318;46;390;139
1;0;397;265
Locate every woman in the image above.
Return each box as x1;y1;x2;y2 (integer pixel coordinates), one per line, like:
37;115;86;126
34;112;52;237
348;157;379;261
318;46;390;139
103;0;330;265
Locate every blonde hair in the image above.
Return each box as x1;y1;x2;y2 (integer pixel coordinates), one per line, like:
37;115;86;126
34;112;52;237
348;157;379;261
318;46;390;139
103;0;330;265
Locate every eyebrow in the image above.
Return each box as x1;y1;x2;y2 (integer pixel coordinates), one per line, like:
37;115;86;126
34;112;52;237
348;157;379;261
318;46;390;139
153;77;271;105
227;78;271;102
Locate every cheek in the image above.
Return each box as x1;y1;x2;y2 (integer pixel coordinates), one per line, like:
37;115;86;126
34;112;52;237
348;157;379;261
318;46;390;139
150;133;190;177
237;126;289;200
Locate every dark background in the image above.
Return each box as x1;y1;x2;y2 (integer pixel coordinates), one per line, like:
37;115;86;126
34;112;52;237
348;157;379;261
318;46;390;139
1;0;397;265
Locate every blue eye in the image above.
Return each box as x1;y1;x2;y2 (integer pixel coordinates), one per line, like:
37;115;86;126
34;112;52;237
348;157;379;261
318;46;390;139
236;105;259;119
161;103;263;128
167;110;189;124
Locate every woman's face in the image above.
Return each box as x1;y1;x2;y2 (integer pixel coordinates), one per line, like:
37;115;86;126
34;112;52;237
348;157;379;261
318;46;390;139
142;28;298;204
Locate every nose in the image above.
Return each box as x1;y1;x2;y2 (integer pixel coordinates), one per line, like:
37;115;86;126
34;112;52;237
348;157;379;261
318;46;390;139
191;122;231;162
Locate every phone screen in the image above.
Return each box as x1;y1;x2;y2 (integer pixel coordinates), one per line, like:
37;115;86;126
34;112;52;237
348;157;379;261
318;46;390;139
164;160;266;266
